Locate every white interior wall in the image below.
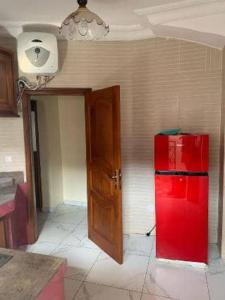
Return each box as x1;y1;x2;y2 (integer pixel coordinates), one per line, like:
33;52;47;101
0;117;26;175
36;96;63;210
58;96;87;205
36;95;87;209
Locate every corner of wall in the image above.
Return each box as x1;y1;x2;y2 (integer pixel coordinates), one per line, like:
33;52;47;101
220;47;225;258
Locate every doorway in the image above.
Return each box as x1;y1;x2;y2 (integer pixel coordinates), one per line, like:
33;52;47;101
31;94;88;228
22;86;123;264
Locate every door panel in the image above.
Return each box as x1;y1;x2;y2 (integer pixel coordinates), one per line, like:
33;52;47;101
86;86;123;264
0;48;17;116
155;174;208;263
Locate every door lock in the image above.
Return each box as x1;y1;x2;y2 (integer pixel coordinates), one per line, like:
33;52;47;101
111;169;122;189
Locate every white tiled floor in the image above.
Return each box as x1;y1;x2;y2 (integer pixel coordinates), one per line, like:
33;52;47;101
22;204;225;300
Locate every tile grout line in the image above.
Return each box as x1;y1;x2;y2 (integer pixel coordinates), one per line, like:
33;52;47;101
205;271;211;300
140;236;155;300
78;236;156;295
39;208;90;299
39;208;170;299
72;251;102;300
82;280;144;294
48;210;87;255
70;207;101;298
80;247;153;295
140;238;177;300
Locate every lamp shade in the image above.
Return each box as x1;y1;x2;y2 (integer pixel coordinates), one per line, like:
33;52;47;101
59;1;109;40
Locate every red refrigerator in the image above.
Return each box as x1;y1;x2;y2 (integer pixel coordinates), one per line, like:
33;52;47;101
154;134;208;263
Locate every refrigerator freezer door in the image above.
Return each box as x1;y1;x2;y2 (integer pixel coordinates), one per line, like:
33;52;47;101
154;135;208;172
155;174;208;263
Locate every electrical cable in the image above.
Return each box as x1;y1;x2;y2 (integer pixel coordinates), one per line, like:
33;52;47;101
16;75;55;110
146;224;156;237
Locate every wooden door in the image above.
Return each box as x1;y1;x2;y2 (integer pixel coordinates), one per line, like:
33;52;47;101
85;86;123;264
0;48;17;116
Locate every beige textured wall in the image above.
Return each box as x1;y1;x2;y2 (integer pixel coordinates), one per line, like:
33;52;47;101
48;39;222;242
130;40;222;242
0;38;25;176
0;37;223;243
0;117;26;174
36;96;63;210
221;50;225;258
58;96;87;205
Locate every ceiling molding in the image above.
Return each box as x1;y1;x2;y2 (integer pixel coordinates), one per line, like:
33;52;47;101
110;24;143;32
134;0;225;25
134;0;214;16
106;26;155;41
150;23;225;49
1;1;225;48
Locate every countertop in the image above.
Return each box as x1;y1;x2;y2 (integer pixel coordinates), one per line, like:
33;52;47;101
0;193;15;206
0;172;23;215
0;248;66;300
0;186;16;217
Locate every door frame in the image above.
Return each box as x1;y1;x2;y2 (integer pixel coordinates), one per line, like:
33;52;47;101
22;88;92;243
30;100;43;211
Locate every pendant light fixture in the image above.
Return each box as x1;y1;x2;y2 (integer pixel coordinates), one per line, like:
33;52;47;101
59;0;109;40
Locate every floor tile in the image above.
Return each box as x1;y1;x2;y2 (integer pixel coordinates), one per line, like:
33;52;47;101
86;253;149;292
32;205;220;300
124;234;154;257
141;294;175;300
208;244;220;262
53;204;84;216
206;245;225;300
21;241;58;255
207;270;225;300
52;245;100;281
50;206;86;226
61;221;88;245
144;259;209;300
79;236;101;251
37;222;74;244
64;278;82;300
60;223;101;252
207;244;225;275
60;232;82;248
74;282;141;300
72;221;88;240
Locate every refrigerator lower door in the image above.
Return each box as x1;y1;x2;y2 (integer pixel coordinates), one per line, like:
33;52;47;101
155;174;208;263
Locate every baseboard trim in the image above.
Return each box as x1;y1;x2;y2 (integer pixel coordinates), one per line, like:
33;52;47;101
42;206;57;213
63;200;87;207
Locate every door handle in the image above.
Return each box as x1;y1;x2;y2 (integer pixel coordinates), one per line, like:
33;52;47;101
110;169;122;189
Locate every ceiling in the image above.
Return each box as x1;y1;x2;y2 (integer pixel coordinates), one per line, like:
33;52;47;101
1;0;225;48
